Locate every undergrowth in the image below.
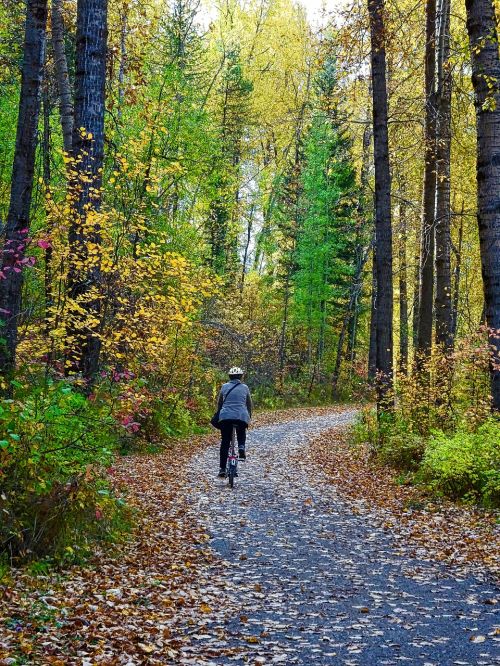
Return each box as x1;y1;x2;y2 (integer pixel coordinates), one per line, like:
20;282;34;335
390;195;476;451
354;333;500;508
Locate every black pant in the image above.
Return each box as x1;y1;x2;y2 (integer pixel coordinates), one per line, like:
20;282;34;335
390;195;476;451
219;420;247;469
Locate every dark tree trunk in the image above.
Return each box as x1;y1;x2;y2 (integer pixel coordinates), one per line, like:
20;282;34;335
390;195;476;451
67;0;108;383
278;274;290;383
434;0;452;350
412;222;421;354
51;0;73;154
332;313;349;401
368;243;377;381
465;0;500;411
398;201;409;374
367;0;394;407
42;76;54;336
343;242;371;381
417;0;437;363
450;209;463;344
0;0;48;378
117;6;127;122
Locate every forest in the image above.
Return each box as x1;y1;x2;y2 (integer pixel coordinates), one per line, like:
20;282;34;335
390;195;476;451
0;0;499;570
1;0;500;662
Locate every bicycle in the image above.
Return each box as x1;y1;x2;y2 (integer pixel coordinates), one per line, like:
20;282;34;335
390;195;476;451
226;424;239;488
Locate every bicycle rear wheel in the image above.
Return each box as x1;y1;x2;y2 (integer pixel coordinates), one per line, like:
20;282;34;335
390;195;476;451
228;466;235;488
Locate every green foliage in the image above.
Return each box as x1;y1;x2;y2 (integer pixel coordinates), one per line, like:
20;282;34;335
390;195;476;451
144;395;211;443
0;380;130;562
420;420;500;505
355;400;500;507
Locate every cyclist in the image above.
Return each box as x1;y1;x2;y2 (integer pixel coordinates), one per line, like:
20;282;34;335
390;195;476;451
216;366;253;477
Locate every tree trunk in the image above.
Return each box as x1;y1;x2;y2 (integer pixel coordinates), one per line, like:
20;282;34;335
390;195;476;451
450;209;463;344
117;6;127;122
67;0;108;383
240;204;254;293
0;0;48;378
42;75;54;336
465;0;500;411
278;273;290;385
368;243;377;381
398;200;409;374
51;0;73;154
367;0;394;407
417;0;437;363
434;0;452;350
331;314;349;400
412;222;421;354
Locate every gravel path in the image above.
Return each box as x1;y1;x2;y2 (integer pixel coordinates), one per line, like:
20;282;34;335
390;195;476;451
186;409;499;666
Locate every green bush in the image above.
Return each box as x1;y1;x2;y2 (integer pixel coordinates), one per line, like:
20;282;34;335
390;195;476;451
0;380;130;563
354;408;425;469
354;408;499;505
420;419;500;506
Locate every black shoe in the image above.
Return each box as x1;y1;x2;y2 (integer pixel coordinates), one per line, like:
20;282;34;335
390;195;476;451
218;468;226;478
238;448;246;460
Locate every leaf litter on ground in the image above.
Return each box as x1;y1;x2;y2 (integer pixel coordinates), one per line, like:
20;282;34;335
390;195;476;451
303;425;499;582
0;406;346;664
1;406;498;665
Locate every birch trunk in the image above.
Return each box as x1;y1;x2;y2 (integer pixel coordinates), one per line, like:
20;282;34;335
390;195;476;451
51;0;73;153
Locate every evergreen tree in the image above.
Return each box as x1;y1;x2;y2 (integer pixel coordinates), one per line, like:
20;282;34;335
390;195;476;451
292;59;359;377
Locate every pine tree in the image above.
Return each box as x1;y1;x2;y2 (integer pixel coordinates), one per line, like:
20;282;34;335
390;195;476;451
293;57;359;391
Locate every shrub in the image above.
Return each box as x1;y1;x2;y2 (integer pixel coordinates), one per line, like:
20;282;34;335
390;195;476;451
354;408;425;469
0;379;130;563
420;419;500;506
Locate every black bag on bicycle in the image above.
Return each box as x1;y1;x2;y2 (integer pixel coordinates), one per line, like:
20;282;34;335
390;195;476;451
210;383;239;429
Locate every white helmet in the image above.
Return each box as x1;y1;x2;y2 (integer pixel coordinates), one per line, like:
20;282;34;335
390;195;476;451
228;366;244;375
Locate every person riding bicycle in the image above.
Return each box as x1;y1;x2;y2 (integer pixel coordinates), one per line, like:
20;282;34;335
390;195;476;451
216;367;253;477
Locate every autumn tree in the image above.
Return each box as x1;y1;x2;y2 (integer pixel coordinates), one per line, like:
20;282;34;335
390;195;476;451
66;0;108;382
207;47;252;275
0;0;48;379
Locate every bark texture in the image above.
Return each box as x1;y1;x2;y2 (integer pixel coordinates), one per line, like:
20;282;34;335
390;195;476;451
417;0;437;362
51;0;73;153
368;246;377;381
67;0;108;382
0;0;48;377
398;201;409;374
367;0;394;406
465;0;500;410
434;0;452;349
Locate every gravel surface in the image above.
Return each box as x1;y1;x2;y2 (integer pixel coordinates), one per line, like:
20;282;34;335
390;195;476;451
186;409;499;666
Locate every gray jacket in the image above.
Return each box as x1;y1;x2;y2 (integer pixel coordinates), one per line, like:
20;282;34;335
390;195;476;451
217;380;253;424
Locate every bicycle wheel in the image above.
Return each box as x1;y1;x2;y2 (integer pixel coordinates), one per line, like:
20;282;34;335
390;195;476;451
228;466;235;488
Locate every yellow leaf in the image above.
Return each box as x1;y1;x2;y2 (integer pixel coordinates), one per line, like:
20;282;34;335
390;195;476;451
138;643;155;653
